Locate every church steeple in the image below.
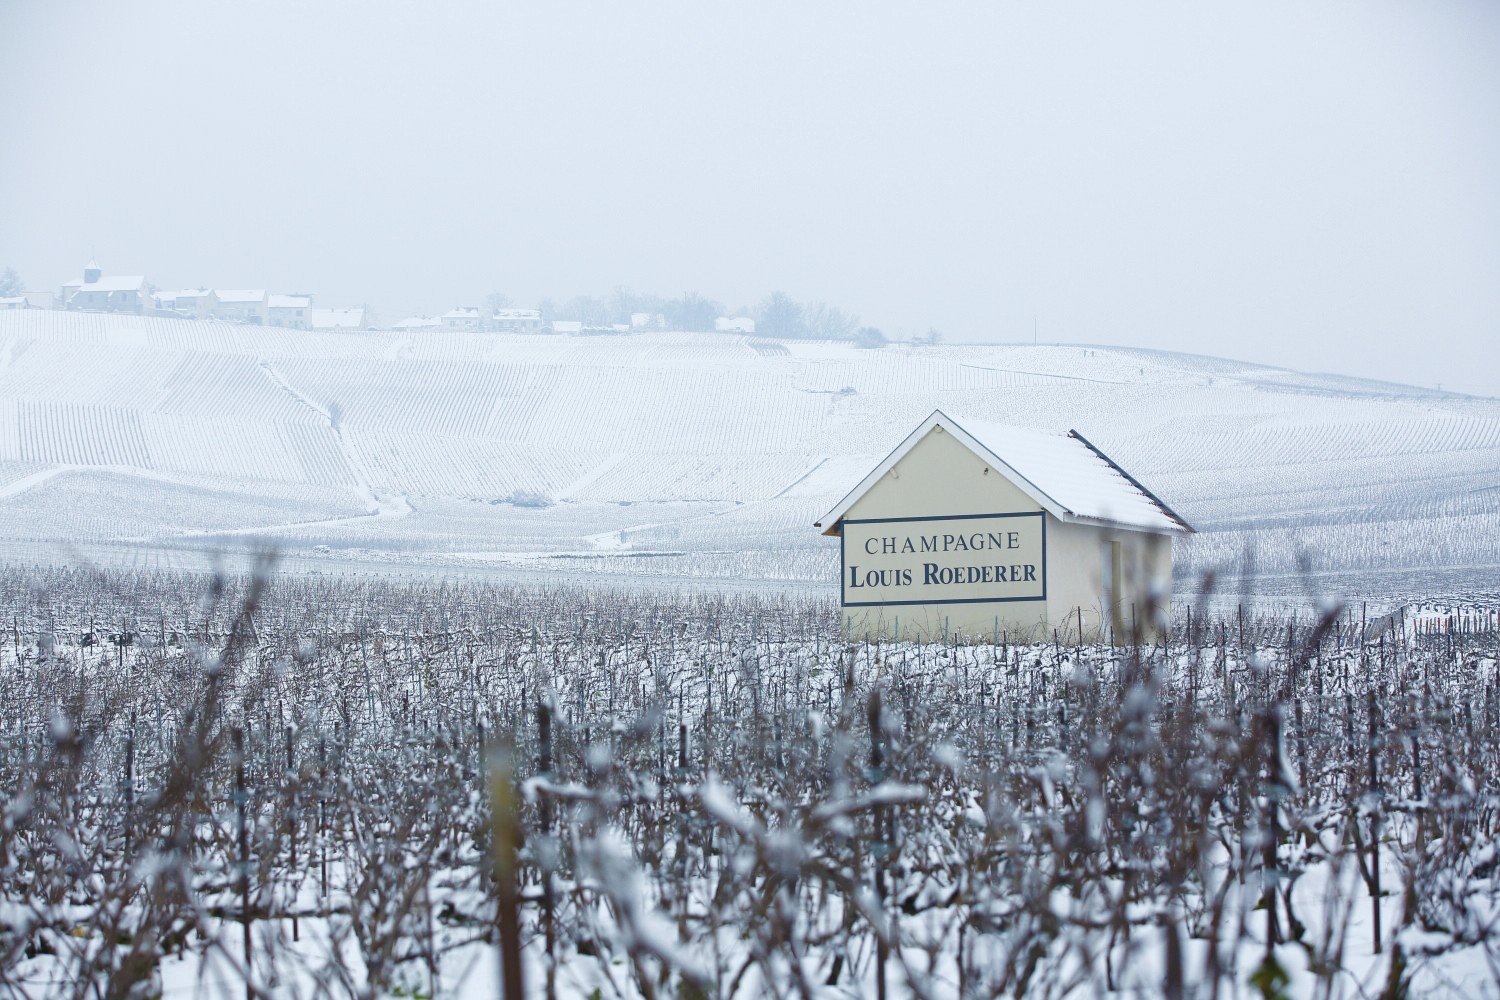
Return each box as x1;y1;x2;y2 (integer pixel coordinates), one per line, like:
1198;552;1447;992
82;259;102;284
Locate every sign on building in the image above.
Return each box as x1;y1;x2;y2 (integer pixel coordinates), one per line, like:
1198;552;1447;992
842;512;1045;606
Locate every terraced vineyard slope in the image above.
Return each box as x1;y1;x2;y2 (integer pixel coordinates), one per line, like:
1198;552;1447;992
1;310;1496;602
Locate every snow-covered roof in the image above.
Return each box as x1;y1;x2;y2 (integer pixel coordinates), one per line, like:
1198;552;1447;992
393;316;441;330
214;289;266;303
441;307;480;319
74;276;146;292
311;307;366;329
0;296;28;306
495;308;541;319
816;410;1192;535
268;294;311;309
551;320;583;333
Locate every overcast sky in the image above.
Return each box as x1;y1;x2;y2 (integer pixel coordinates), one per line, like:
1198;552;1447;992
2;2;1496;393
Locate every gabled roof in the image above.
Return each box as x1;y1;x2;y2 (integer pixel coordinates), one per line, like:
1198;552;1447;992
268;294;311;308
393;316;441;329
73;275;146;292
441;307;480;319
214;289;266;303
816;410;1192;536
311;307;366;329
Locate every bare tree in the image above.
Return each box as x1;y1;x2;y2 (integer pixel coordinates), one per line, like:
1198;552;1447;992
804;300;859;340
755;291;806;339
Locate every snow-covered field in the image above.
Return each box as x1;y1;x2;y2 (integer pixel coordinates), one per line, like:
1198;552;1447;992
3;569;1498;998
1;310;1496;605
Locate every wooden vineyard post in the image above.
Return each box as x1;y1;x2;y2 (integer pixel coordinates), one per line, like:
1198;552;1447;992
318;734;327;903
122;710;135;862
868;689;888;1000
285;724;298;942
488;740;526;1000
233;727;252;1000
1261;706;1285;953
1366;687;1382;954
538;698;557;1000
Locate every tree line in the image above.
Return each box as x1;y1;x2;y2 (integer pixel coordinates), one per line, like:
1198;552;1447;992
497;286;942;346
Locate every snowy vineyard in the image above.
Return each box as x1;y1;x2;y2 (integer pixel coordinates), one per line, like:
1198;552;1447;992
2;565;1500;998
5;311;1500;593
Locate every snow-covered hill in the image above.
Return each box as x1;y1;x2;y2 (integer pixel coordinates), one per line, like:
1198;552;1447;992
1;310;1496;600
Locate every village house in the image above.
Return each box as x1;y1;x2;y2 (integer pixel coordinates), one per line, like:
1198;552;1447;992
392;316;441;331
492;308;544;333
0;295;31;310
213;290;268;323
267;294;313;329
60;261;148;313
441;307;481;330
311;307;366;331
817;410;1191;643
551;320;583;335
156;289;215;319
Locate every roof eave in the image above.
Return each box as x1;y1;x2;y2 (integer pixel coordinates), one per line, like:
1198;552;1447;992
814;411;1195;537
813;409;1072;531
1065;429;1195;533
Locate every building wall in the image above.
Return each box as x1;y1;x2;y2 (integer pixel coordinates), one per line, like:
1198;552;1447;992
838;424;1172;643
69;288;144;313
216;299;267;323
1042;517;1171;643
178;294;215;319
268;306;308;329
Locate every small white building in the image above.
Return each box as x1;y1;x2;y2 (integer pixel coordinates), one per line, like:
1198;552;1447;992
0;295;31;310
213;290;268;324
551;320;583;335
268;294;313;329
61;261;148;313
393;316;441;331
311;307;367;331
630;312;665;330
493;308;544;333
817;410;1191;643
715;316;755;334
156;288;216;319
441;307;481;330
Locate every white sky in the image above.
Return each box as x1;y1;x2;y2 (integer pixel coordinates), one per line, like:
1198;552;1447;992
1;1;1497;394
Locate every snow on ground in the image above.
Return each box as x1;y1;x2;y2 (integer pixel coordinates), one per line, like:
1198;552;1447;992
0;310;1496;605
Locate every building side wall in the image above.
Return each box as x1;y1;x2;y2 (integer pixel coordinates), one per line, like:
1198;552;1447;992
1043;520;1172;643
216;300;268;323
267;304;309;329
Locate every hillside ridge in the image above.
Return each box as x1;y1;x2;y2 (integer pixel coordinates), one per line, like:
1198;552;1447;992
1;310;1496;598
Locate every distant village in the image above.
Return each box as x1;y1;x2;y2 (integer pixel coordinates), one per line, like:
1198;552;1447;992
0;260;763;336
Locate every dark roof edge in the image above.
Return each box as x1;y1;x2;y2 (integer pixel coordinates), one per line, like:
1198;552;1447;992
1066;429;1195;534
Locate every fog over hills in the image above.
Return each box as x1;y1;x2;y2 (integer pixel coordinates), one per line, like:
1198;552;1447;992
1;311;1496;603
